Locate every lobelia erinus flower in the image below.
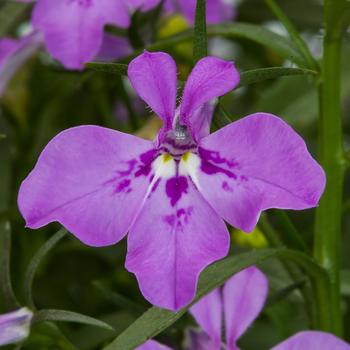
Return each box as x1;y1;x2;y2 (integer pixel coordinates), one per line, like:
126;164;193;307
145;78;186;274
18;51;326;310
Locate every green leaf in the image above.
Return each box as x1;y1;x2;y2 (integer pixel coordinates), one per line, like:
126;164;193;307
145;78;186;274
238;67;318;88
103;247;326;350
0;220;19;310
193;0;208;62
23;228;67;309
85;62;128;75
264;0;319;71
33;309;115;331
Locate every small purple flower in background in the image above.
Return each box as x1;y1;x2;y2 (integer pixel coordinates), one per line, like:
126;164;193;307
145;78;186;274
18;51;325;311
0;308;33;346
137;267;350;350
164;0;236;25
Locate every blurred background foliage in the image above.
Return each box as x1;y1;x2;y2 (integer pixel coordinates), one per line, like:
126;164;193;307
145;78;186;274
0;0;349;349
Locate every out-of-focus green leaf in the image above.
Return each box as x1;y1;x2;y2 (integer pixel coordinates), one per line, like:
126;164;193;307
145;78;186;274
102;248;325;350
238;67;318;88
33;309;115;331
341;270;350;296
0;2;30;36
23;228;67;309
193;0;207;62
0;220;19;310
85;62;128;75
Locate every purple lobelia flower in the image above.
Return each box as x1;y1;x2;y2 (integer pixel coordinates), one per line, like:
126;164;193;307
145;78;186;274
18;51;325;311
0;308;33;346
31;0;161;70
137;267;350;350
164;0;236;24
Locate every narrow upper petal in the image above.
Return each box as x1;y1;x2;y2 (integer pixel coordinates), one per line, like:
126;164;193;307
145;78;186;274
32;0;130;70
95;33;132;62
128;51;177;134
180;56;240;141
189;289;223;349
0;308;33;346
223;267;268;350
197;113;326;232
271;331;350;350
18;126;156;247
126;159;230;310
136;340;174;350
0;32;42;96
177;0;236;24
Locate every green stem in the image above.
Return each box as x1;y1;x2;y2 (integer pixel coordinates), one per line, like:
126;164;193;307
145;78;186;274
193;0;207;62
314;1;347;336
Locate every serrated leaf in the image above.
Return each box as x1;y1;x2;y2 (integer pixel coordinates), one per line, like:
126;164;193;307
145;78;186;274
23;228;67;309
33;309;115;331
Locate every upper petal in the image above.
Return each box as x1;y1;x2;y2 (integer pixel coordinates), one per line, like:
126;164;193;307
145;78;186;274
126;167;230;310
189;288;223;349
128;51;177;133
18;126;156;247
0;308;33;346
186;330;219;350
271;331;350;350
180;56;240;141
126;0;162;11
136;340;174;350
197;113;326;232
223;267;268;349
32;0;130;70
95;33;132;62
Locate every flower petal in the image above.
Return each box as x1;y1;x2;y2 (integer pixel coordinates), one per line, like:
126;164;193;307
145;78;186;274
189;289;222;349
197;113;326;232
127;0;162;11
186;330;218;350
0;308;33;346
180;56;240;141
271;331;350;350
0;32;42;96
136;340;174;350
95;33;132;62
176;0;236;24
223;267;268;349
128;51;177;133
18;126;156;247
126;173;229;310
32;0;130;70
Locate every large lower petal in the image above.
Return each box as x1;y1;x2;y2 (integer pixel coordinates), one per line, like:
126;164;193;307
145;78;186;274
189;289;222;349
126;175;230;310
197;113;326;232
18;126;156;247
180;56;240;141
187;330;218;350
271;331;350;350
32;0;130;70
223;267;268;350
128;51;177;133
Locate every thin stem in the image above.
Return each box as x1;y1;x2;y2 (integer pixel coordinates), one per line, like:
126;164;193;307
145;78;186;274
193;0;207;62
314;0;347;336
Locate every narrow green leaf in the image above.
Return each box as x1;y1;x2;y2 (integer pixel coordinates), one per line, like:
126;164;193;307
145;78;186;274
33;309;115;331
193;0;208;62
103;248;326;350
85;62;128;75
0;220;19;310
264;0;319;71
238;67;318;88
266;280;306;307
23;228;67;309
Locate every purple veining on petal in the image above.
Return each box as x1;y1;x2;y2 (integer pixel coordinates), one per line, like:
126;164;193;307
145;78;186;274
115;179;131;193
199;147;239;168
166;176;189;206
222;181;233;192
135;149;159;177
162;206;193;229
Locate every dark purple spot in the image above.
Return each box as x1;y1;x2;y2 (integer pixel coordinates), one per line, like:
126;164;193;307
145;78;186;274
222;181;233;192
199;147;238;168
117;159;137;177
67;0;93;8
151;178;161;193
201;160;237;179
166;176;188;206
164;214;176;227
115;179;131;193
240;175;248;182
135;149;158;178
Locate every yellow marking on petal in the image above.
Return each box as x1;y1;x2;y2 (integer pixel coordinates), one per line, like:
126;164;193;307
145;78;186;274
163;153;172;163
182;152;190;163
